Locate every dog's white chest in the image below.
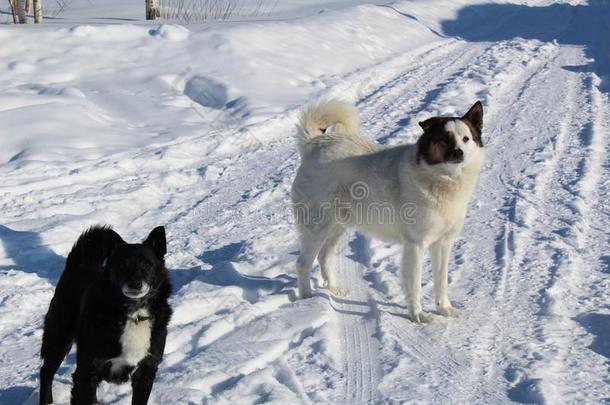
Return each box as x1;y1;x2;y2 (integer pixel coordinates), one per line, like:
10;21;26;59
109;309;151;374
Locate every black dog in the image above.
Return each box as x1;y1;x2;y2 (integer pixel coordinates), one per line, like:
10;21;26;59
39;225;172;405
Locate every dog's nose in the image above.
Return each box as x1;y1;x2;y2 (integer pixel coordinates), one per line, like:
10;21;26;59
454;149;464;159
127;280;143;290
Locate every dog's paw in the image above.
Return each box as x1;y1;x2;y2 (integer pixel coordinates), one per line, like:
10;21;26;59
299;284;313;299
437;305;460;318
299;289;313;299
327;286;350;297
410;311;433;324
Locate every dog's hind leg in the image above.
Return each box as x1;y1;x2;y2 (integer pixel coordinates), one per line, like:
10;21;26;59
40;298;77;405
296;226;330;299
318;226;349;297
40;350;67;405
430;238;460;318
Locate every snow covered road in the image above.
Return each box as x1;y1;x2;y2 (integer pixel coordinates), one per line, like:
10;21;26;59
0;0;609;404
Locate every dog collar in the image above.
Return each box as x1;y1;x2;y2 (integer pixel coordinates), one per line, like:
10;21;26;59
127;313;151;323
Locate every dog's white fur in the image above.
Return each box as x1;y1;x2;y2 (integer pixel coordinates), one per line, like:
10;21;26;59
292;100;484;323
109;308;151;374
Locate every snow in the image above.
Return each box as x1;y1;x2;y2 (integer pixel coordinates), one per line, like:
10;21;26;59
1;0;609;404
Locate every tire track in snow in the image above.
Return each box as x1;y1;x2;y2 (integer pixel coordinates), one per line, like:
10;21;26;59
355;38;561;404
467;44;609;403
356;42;489;143
445;51;563;404
492;51;583;404
327;236;380;404
315;40;492;405
530;73;610;402
314;36;557;404
446;46;569;402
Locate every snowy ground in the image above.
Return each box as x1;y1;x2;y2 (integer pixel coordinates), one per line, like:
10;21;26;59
1;0;609;404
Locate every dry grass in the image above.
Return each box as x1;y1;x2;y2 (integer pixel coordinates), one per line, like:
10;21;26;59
159;0;277;22
2;0;275;23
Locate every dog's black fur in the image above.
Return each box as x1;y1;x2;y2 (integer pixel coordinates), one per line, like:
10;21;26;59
39;225;172;405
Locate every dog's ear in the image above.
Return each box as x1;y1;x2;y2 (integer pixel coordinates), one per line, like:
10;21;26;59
419;117;440;132
144;226;167;260
462;101;483;133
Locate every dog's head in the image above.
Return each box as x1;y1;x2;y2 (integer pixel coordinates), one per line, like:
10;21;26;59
416;101;484;174
105;226;167;300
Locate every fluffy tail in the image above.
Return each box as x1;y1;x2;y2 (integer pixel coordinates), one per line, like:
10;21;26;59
41;225;124;355
296;99;360;157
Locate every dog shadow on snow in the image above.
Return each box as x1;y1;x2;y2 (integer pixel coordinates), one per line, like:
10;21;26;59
172;237;399;319
441;0;610;92
0;225;64;283
172;236;450;322
313;234;446;320
171;241;298;302
575;313;610;361
0;386;34;405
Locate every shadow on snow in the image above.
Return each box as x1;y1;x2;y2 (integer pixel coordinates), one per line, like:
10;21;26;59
441;0;610;92
171;241;297;302
0;225;64;283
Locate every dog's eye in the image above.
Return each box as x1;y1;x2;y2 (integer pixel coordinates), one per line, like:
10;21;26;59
462;136;469;143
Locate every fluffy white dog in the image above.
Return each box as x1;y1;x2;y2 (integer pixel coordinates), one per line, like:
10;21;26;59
291;100;484;323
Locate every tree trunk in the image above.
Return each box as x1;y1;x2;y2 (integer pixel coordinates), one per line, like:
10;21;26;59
8;0;18;23
17;0;27;23
33;0;41;23
146;0;160;20
25;0;32;13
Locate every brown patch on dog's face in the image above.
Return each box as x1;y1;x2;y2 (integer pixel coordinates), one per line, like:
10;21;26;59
416;101;484;165
417;117;459;165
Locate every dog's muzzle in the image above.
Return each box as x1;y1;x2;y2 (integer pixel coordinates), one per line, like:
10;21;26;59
121;282;151;299
450;148;464;163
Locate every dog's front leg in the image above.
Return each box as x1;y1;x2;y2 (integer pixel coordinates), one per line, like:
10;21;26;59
430;238;460;318
131;309;170;405
131;360;158;405
401;241;431;323
71;364;98;405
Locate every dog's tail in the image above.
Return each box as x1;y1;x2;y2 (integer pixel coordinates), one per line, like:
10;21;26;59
296;99;360;157
40;225;124;360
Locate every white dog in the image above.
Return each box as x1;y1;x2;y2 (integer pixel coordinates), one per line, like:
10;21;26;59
291;100;484;323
